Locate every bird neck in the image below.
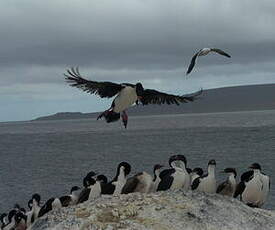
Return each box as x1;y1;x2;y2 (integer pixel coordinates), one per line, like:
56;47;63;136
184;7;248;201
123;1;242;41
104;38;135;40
113;168;126;195
153;169;161;181
114;167;125;182
228;174;236;184
32;200;40;210
89;181;101;200
253;169;261;175
171;161;187;173
208;165;215;177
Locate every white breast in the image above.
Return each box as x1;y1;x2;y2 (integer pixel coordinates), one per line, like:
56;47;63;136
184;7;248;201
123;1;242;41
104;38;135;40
26;210;33;228
197;176;216;194
69;193;79;205
242;175;264;206
260;174;270;205
32;203;41;221
88;182;101;200
113;86;137;113
171;168;188;190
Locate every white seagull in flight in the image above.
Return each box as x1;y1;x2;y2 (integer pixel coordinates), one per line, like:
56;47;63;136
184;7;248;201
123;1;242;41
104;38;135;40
186;48;231;75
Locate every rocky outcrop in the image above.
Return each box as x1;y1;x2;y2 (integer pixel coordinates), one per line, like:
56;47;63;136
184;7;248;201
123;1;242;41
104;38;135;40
31;190;275;230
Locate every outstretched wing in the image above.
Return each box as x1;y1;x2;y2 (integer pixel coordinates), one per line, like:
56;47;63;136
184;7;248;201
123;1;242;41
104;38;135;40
140;89;202;106
186;52;199;75
64;67;123;98
211;48;231;58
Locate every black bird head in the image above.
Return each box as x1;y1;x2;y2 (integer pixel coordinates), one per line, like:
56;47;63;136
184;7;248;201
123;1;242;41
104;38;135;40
32;193;41;204
83;171;97;187
153;164;164;172
208;159;216;166
176;154;187;166
86;171;97;178
83;176;96;188
135;83;144;97
96;175;108;184
249;163;261;171
168;155;178;167
186;168;192;174
192;167;204;176
222;168;237;178
70;186;80;194
118;162;131;176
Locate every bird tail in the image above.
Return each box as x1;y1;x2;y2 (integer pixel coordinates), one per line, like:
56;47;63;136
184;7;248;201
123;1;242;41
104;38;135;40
97;110;120;123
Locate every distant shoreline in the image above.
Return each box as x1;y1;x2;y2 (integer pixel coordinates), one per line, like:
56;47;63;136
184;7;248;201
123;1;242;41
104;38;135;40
33;108;275;122
34;84;275;121
1;83;275;123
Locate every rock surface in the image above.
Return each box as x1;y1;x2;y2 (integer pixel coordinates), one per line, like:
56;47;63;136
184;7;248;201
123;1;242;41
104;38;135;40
31;190;275;230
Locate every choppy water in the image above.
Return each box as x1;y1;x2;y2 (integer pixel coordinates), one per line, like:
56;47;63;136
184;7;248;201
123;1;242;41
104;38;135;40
0;110;275;213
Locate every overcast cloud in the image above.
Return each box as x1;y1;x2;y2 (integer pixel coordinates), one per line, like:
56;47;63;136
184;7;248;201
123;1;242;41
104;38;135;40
0;0;275;121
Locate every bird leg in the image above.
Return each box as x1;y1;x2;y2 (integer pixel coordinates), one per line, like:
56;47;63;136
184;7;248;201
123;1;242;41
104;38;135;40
121;111;128;128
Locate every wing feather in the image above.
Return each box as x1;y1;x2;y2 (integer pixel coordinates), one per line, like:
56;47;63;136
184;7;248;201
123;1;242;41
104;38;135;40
216;181;228;194
191;177;201;190
210;48;231;58
140;89;202;106
186;52;199;75
64;67;123;98
121;176;139;194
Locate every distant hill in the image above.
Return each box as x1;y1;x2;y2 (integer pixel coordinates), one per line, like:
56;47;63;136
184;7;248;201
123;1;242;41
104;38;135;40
34;84;275;121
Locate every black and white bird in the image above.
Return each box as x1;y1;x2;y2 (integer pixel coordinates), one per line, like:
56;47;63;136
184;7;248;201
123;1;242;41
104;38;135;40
38;197;63;218
101;162;131;195
190;168;204;184
77;175;103;204
1;210;17;230
235;163;270;208
39;186;82;214
65;67;202;128
28;194;41;225
191;159;217;193
83;171;97;187
157;155;190;191
148;164;165;193
216;168;237;197
186;48;231;75
122;164;164;194
56;186;81;207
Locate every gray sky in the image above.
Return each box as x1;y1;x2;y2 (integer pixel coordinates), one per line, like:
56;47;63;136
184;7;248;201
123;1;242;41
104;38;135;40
1;0;275;121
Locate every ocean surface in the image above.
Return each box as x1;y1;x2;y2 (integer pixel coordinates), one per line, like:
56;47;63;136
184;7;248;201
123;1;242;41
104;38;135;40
0;110;275;213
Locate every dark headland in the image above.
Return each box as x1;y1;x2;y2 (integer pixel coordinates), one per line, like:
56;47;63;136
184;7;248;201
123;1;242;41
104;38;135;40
34;84;275;121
